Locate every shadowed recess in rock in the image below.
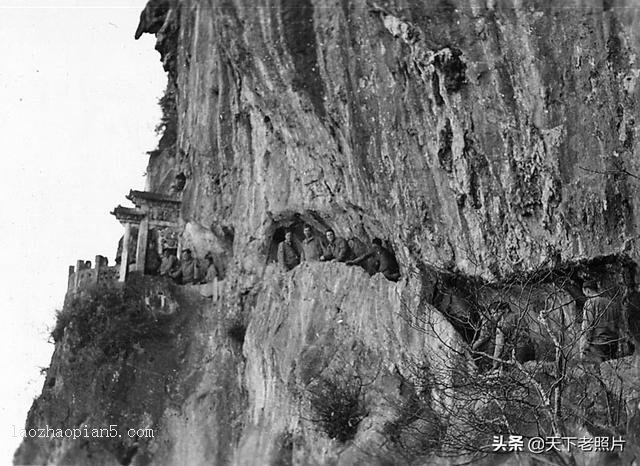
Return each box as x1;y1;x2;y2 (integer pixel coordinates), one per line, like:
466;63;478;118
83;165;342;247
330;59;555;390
280;0;326;118
264;210;328;264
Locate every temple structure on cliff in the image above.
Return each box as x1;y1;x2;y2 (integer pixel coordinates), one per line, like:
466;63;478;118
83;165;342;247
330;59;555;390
112;190;182;281
66;190;182;294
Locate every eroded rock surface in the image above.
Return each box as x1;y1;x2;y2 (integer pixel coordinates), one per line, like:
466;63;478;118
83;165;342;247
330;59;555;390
147;0;640;279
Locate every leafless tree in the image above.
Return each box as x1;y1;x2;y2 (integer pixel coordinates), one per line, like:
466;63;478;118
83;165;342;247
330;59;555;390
380;252;636;465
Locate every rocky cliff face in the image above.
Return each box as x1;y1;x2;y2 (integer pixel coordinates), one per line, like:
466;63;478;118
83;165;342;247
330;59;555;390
15;1;640;465
146;0;640;278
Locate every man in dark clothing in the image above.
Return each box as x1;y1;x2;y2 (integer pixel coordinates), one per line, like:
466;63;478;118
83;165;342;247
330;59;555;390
580;280;619;362
301;224;323;262
170;249;200;284
347;238;401;281
277;230;301;270
145;236;161;275
159;248;179;277
348;237;378;276
320;229;352;262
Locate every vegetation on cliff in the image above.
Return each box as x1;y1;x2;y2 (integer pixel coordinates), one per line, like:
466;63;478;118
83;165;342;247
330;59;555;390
16;277;195;466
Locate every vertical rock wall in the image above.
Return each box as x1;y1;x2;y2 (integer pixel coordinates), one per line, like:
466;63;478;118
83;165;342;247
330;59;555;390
138;1;640;463
148;0;640;279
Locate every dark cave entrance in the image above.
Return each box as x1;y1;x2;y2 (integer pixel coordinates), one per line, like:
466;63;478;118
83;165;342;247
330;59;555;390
265;212;328;264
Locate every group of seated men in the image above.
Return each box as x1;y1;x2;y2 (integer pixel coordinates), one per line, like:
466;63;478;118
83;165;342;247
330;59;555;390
159;248;219;285
277;224;401;281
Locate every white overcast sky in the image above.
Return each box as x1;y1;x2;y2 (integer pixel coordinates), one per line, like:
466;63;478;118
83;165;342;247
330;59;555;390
0;1;166;461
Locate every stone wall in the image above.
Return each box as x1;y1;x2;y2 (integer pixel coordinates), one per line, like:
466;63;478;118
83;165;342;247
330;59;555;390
66;261;119;296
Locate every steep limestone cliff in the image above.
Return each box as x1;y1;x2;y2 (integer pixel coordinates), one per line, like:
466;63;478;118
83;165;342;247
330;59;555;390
15;1;640;465
145;0;640;279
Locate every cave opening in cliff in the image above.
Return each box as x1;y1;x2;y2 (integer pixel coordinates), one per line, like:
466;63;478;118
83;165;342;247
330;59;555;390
265;212;328;264
427;252;640;366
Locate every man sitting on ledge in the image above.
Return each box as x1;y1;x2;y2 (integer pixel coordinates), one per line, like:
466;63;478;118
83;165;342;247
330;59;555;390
159;248;178;277
347;238;400;281
320;229;352;263
301;224;323;262
170;249;200;285
278;229;301;271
